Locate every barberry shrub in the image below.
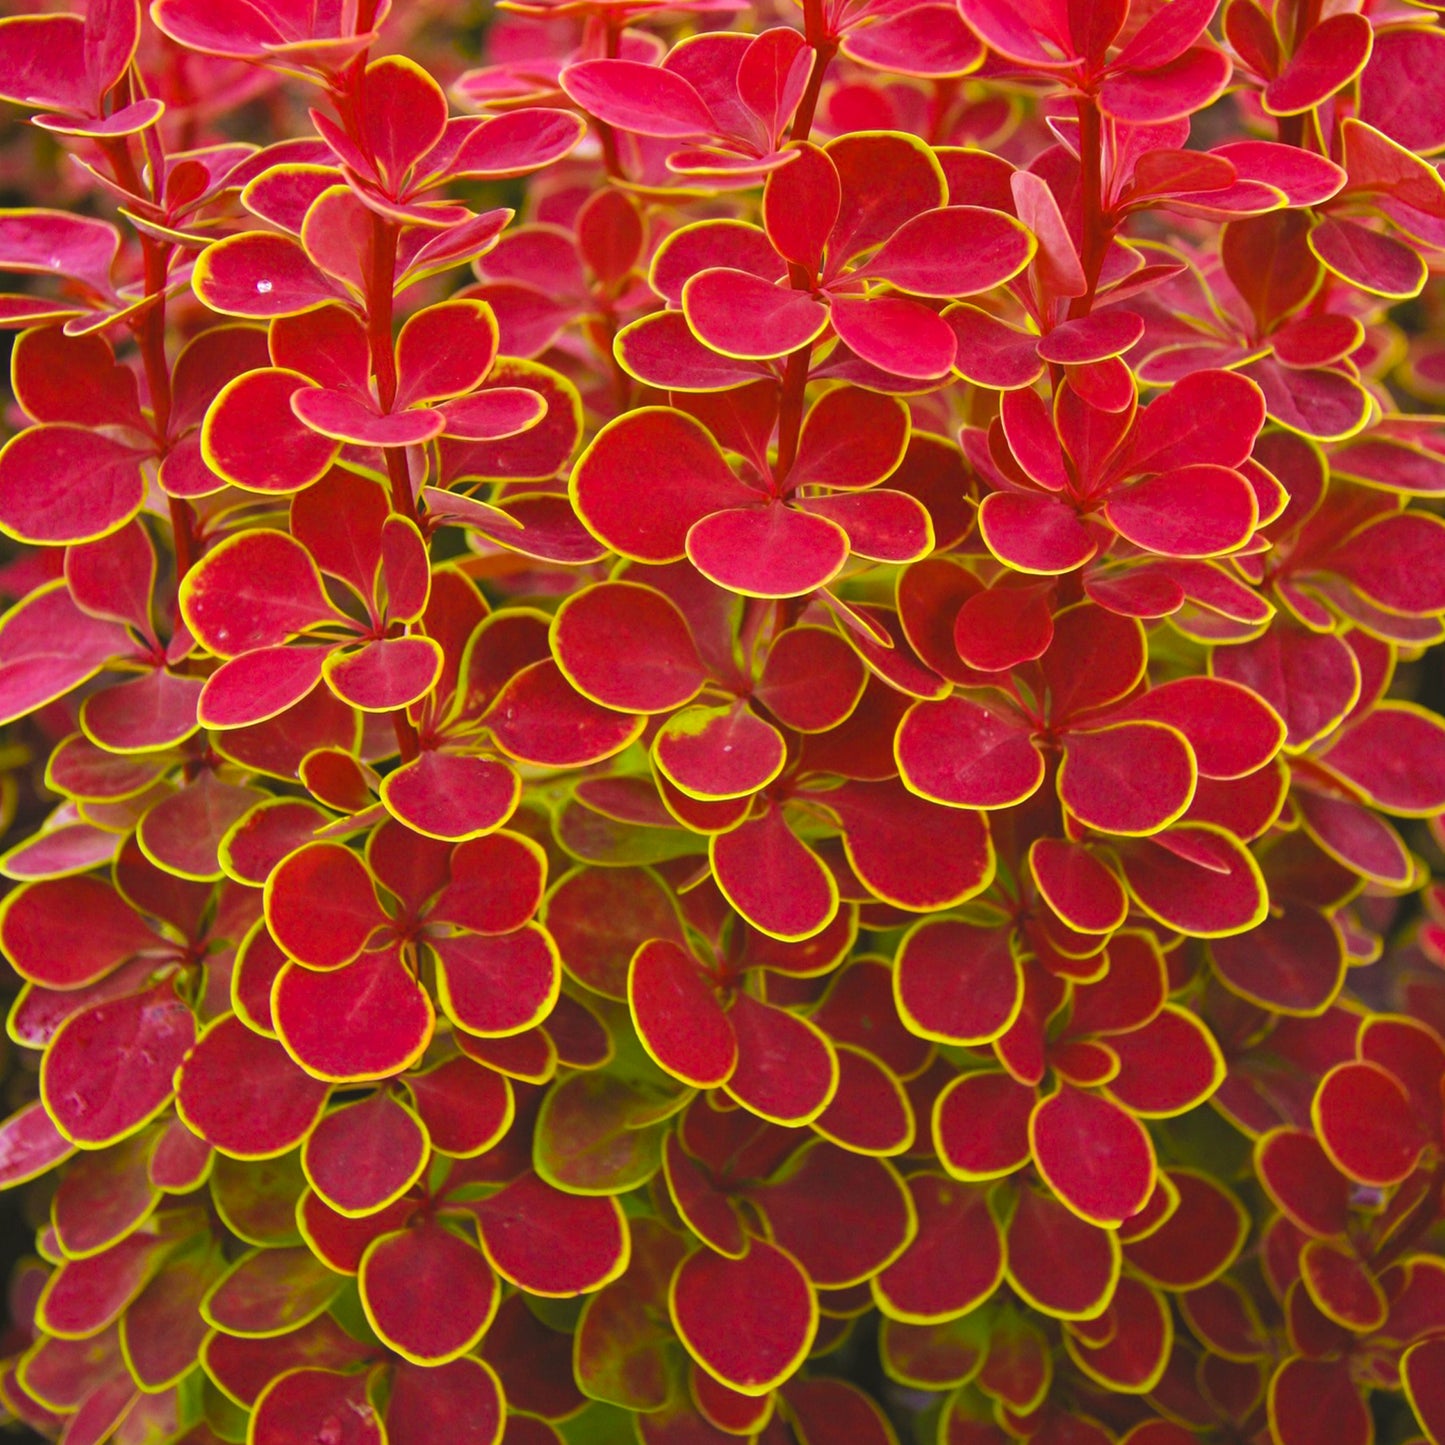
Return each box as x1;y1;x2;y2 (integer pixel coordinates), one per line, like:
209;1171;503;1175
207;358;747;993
1;0;1445;1442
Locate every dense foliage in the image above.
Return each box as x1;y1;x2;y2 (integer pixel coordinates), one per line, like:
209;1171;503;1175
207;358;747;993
1;0;1445;1441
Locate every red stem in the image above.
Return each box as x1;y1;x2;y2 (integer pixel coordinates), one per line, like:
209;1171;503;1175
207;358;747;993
364;213;424;527
790;43;837;144
392;712;421;762
333;28;422;762
1371;1161;1445;1272
1069;94;1108;319
106;135;200;582
772;344;811;486
1292;0;1324;49
790;0;836;143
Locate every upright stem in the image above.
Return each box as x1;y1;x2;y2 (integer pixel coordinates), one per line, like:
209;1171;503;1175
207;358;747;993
1371;1161;1445;1272
1292;0;1324;49
1069;94;1107;319
773;344;811;486
790;0;836;143
106;135;200;582
365;213;422;526
1277;1;1325;147
368;213;401;411
392;712;421;762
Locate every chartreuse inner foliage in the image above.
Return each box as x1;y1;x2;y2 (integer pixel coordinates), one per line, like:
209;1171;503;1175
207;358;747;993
2;0;1445;1442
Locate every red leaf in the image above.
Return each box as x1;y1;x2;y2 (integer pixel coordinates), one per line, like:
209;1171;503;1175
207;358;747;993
82;669;204;753
737;26;810;138
1116;825;1268;937
199;646;330;730
553;582;706;714
896;696;1043;809
874;1174;1003;1321
1317;703;1445;815
195;233;344;317
1123;1169;1247;1289
450;109;586;180
687;502;850;598
252;1369;384;1445
790;386;909;491
842;4;985;77
955;0;1071;66
866;206;1033;297
1268;1358;1371;1445
1313;1060;1426;1185
1309;214;1425;299
388;1357;504;1445
946;306;1046;389
404;1055;512;1158
755;625;865;732
1359;27;1445;154
828;294;957;380
0;874;160;989
354;55;447;191
0;582;129;725
561;59;713;137
1106;464;1258;556
324;636;442;711
1256;1128;1352;1237
1006;1185;1120;1319
273;949;434;1082
395;299;499;408
1331;511;1445;615
362;1221;498;1364
813;1044;913;1155
42;981;195;1146
432;831;545;934
0;1100;73;1188
1263;14;1373;117
934;1069;1035;1178
895;920;1021;1044
433;925;559;1036
473;1170;629;1295
1066;1275;1171;1393
683;269;830;360
265;843;383;969
978;492;1098;574
1300;1238;1386;1330
0;425;148;545
381;752;520;841
1211;903;1346;1015
709;804;838;941
1029;839;1128;934
828;777;994;911
1058;722;1196;835
571;408;748;562
1030;1086;1155;1227
181;530;332;657
1125;369;1266;474
1212;625;1357;751
178;1014;329;1158
628;939;737;1088
304;1091;428;1216
1107;1007;1224;1116
725;992;838;1124
1403;1337;1445;1445
654;702;785;800
1098;46;1232;123
670;1239;816;1395
763;143;840;277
